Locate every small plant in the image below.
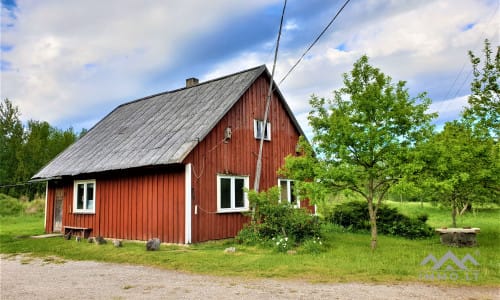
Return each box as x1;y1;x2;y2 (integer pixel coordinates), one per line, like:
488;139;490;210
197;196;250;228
272;236;293;253
300;236;325;254
234;225;260;245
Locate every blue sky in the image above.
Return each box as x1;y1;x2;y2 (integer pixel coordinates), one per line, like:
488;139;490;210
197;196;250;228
1;0;499;137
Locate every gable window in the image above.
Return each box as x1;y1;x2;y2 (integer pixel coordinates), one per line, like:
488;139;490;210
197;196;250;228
217;175;249;213
73;180;96;214
254;119;271;141
279;179;299;207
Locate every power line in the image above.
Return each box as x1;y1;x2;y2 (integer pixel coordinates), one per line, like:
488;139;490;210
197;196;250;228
254;0;287;192
278;0;351;85
441;0;499;103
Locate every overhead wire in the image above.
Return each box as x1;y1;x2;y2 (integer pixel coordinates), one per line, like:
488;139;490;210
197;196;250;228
278;0;351;85
254;0;287;192
440;1;499;106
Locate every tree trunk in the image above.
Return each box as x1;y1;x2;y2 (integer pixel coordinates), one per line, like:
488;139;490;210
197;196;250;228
451;197;457;228
367;198;377;250
459;202;469;216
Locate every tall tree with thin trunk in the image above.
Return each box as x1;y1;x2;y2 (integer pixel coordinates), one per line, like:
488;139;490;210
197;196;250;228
0;98;24;192
463;39;499;139
281;55;436;250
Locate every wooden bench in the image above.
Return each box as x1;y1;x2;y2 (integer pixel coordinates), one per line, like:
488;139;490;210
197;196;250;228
64;226;92;239
435;228;480;247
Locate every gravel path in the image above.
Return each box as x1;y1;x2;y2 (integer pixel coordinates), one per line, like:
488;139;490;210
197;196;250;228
1;255;498;300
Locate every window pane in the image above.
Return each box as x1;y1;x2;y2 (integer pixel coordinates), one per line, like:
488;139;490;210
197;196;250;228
290;181;297;204
220;178;231;209
234;179;244;208
76;184;84;209
256;121;263;138
280;180;288;202
86;183;94;210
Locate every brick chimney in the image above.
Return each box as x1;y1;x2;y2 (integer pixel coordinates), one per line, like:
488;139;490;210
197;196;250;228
186;77;199;88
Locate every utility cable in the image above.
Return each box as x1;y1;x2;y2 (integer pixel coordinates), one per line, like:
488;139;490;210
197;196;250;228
278;0;351;85
254;0;287;192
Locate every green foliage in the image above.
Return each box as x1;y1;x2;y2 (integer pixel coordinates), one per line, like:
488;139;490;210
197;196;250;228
0;98;81;198
463;39;499;138
417;121;499;226
281;55;436;249
271;235;294;253
326;201;434;239
0;194;45;217
299;236;325;254
237;187;321;246
0;99;23;195
0;194;24;216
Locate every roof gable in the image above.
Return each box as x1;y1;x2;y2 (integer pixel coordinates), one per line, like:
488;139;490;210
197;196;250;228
33;65;303;179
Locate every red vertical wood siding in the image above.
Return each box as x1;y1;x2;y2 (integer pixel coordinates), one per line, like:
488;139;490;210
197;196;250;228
45;168;186;243
44;73;308;244
184;74;305;242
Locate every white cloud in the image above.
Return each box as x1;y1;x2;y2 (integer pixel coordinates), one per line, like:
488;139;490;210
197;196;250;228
1;0;277;125
429;95;469;123
1;0;497;133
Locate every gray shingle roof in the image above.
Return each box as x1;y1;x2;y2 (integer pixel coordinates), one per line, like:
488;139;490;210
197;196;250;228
33;65;303;179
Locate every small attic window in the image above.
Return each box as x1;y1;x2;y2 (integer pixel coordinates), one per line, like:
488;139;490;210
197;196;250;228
254;119;271;141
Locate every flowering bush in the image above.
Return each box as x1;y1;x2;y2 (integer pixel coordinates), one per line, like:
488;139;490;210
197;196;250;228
272;236;293;253
301;236;325;254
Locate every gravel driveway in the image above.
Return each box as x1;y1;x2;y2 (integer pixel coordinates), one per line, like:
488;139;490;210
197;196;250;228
1;255;498;300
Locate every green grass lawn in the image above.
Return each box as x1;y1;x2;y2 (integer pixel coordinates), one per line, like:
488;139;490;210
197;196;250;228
1;202;499;286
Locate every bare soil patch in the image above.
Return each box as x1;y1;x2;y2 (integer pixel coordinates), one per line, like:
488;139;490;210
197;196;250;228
1;255;498;299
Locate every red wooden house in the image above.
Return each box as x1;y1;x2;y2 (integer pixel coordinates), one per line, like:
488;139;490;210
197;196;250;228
32;65;314;243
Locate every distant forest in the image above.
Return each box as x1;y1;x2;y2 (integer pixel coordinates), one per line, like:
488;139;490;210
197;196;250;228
0;98;86;199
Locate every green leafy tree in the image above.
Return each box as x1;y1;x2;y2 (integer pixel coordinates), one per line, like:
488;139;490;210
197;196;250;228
16;121;79;198
463;39;499;138
281;55;436;250
0;98;24;193
419;121;498;227
1;99;80;198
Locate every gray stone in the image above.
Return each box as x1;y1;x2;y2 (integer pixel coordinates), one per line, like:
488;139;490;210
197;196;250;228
224;247;236;253
146;238;161;251
95;236;107;245
113;240;122;248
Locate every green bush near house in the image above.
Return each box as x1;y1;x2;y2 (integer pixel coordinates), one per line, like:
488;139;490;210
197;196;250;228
326;201;434;239
236;187;321;246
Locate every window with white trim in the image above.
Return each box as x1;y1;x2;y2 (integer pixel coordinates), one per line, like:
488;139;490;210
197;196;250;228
217;175;249;213
73;180;96;214
254;119;271;141
279;179;299;207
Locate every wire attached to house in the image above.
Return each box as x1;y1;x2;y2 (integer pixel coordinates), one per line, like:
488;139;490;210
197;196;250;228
278;0;351;85
254;0;287;192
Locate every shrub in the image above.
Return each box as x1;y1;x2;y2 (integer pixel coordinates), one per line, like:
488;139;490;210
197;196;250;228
272;235;294;253
300;236;325;254
326;201;433;239
236;187;321;246
234;225;260;245
0;194;24;216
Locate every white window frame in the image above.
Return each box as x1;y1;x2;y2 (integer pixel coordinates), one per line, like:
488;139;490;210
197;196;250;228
278;179;300;208
253;119;271;141
217;175;249;213
73;180;96;214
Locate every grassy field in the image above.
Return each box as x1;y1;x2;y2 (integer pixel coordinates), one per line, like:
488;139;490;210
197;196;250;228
0;200;498;286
